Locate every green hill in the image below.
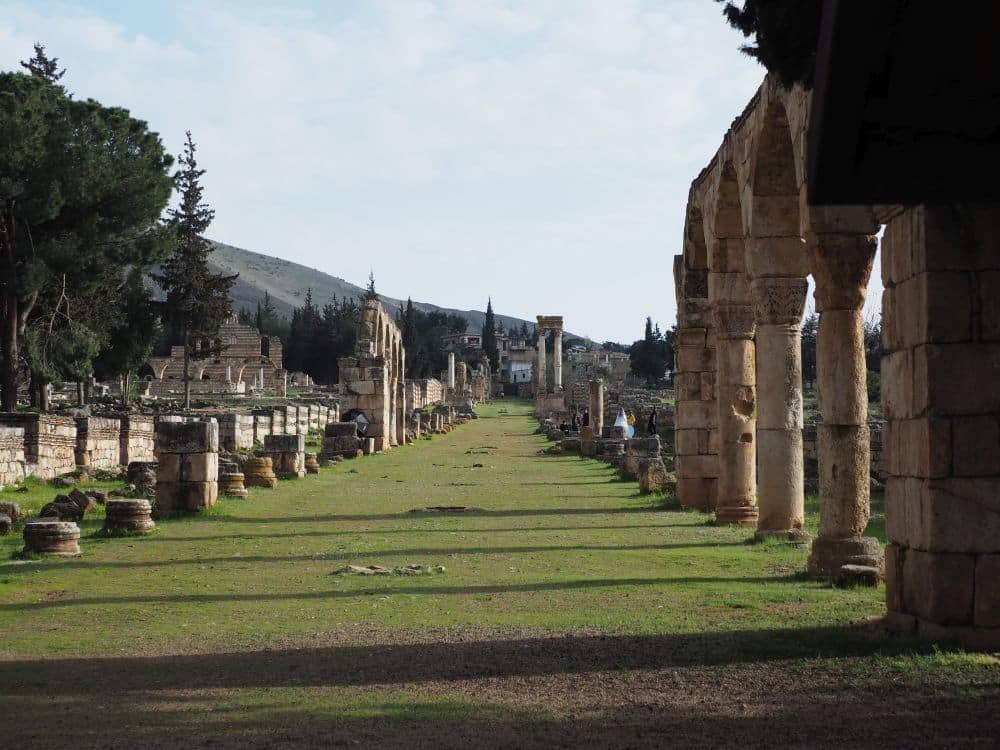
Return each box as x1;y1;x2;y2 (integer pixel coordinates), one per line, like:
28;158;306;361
207;241;567;336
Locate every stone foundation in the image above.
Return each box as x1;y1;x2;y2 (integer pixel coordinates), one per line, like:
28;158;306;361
263;434;305;478
217;413;255;452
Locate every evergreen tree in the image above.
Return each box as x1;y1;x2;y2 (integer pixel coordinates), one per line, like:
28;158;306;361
0;71;174;410
364;271;378;301
402;297;416;350
20;43;65;83
481;297;499;373
801;312;818;386
630;316;672;385
153;132;237;408
716;0;822;88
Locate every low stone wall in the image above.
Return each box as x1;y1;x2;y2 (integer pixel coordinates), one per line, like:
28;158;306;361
120;415;155;465
0;427;25;488
0;413;76;479
75;416;122;469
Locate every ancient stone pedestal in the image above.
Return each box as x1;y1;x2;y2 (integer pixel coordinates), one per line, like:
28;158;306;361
0;426;25;489
807;232;882;576
127;461;157;495
102;499;155;534
622;437;661;480
322;422;362;460
752;277;809;537
880;203;1000;648
243;457;278;488
23;520;80;556
713;305;758;526
588;380;605;438
219;472;249;498
154;421;219;516
304;452;320;474
263;434;305;478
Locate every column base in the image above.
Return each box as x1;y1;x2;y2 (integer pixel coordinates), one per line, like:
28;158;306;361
807;536;883;578
754;528;812;547
715;504;759;526
885;611;1000;651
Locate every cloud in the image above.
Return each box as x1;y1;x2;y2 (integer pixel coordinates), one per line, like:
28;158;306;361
0;0;782;341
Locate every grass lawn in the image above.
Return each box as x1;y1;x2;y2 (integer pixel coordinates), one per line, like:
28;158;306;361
0;399;995;748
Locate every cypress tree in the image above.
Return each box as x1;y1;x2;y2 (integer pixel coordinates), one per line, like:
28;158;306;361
153;132;237;408
481;298;499;373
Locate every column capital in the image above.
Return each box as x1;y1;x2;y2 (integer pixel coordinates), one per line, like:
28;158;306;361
808;232;877;312
713;304;755;340
751;277;809;326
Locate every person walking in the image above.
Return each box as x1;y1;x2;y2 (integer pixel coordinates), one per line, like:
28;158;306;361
647;407;658;437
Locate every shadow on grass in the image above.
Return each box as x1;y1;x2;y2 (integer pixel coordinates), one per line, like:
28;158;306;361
0;571;818;611
0;624;939;693
202;506;662;523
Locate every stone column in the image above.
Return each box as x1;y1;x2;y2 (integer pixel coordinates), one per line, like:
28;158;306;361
881;203;1000;648
713;305;758;525
225;365;232;382
537;333;547;394
588;379;604;436
553;329;563;391
447;351;456;390
752;277;809;537
807;232;882;576
259;367;265;389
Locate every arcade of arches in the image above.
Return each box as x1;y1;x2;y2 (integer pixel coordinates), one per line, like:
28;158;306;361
673;74;999;648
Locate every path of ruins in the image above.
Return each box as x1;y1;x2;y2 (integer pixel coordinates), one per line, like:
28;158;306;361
1;401;997;748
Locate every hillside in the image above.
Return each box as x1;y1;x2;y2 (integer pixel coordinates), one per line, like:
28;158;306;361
208;241;574;337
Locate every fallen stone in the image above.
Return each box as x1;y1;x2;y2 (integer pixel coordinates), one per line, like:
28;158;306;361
68;489;98;514
39;500;84;522
0;514;11;535
52;475;78;488
84;489;109;505
835;564;883;588
22;519;81;557
0;501;20;523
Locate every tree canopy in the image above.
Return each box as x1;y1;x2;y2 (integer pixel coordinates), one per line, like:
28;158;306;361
629;317;674;386
0;69;175;409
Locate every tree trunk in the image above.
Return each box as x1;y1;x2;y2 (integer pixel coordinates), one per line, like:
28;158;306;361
83;377;91;405
183;327;191;410
39;379;49;411
1;293;17;413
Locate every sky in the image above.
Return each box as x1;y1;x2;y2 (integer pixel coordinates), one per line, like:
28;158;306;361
0;1;881;342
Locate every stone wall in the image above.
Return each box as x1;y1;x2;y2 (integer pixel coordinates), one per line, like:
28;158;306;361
119;415;155;465
74;417;122;469
0;427;25;488
0;413;76;479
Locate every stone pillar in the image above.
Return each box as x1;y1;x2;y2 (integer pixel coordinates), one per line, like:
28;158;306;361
673;259;719;512
225;365;232;382
713;305;758;525
752;277;809;537
154;421;219;516
553;329;563;391
259;367;266;389
447;351;456;390
881;203;1000;648
807;232;882;576
537;334;547;394
588;380;604;437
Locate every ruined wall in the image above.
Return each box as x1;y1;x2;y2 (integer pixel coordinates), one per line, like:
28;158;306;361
74;417;122;469
0;413;76;479
119;415;155;465
0;427;25;488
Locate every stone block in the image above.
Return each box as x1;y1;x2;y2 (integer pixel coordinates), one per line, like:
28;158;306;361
913;343;1000;416
974;554;1000;628
182;452;218;483
674;429;700;456
981;270;1000;341
951;415;1000;476
676;453;719;479
675;328;707;348
156;421;219;454
880;349;914;419
674;372;702;401
676;475;717;511
264;434;305;453
676;346;716;373
902;548;975;625
883;417;951;478
676;401;717;431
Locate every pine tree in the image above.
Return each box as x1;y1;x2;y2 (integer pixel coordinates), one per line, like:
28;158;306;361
402;297;416;350
364;271;378;302
20;43;65;83
481;297;499;373
153;132;237;408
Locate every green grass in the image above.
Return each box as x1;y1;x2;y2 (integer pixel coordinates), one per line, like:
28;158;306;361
0;399;993;747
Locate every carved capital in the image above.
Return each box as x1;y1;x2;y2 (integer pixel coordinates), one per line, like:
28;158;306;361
751;277;808;326
713;304;756;340
808;233;877;312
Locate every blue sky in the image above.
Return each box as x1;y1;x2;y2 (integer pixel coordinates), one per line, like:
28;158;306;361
2;1;879;341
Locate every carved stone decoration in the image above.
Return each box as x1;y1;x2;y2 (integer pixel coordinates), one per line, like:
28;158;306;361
751;277;809;326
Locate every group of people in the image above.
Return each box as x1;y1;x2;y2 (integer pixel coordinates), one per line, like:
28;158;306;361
566;405;658;439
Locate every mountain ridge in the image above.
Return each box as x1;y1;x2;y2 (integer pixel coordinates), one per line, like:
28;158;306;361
207;241;582;339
